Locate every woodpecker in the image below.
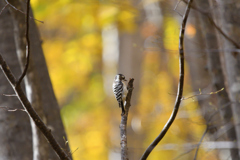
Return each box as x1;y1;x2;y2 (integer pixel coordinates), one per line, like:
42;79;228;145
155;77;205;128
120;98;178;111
112;74;127;115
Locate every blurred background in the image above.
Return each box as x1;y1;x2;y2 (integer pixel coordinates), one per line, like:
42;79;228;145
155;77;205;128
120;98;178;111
30;0;214;159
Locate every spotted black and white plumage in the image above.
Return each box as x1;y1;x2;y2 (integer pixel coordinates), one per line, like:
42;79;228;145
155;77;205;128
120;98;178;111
112;74;127;115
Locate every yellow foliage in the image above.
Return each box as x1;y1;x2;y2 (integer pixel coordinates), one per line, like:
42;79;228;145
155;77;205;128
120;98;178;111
32;0;208;159
164;17;179;52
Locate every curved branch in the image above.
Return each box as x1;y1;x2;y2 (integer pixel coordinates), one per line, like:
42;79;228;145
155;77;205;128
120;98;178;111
120;78;134;160
140;0;193;159
16;0;30;86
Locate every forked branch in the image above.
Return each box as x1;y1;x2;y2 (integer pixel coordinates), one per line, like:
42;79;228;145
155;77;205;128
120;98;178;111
140;0;193;159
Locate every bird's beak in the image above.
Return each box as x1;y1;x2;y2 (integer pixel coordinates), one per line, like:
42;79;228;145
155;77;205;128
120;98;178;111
124;79;127;81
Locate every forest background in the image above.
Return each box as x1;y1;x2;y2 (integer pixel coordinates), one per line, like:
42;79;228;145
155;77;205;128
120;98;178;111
0;0;240;159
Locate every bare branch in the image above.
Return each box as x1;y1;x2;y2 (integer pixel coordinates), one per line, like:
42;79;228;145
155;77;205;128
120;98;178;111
2;94;17;96
16;0;30;86
0;53;71;159
0;106;25;112
182;88;224;100
182;0;240;49
174;0;183;17
120;78;134;160
140;0;193;159
194;126;208;160
2;0;43;23
0;3;8;15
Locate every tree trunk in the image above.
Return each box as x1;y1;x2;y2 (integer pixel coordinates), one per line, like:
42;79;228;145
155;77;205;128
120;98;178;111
195;0;239;159
0;2;32;159
0;0;71;159
212;0;240;155
28;8;72;160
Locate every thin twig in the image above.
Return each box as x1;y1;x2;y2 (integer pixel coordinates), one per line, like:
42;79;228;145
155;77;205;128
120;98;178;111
173;126;208;160
3;0;43;23
206;16;240;49
140;0;193;159
0;3;8;15
120;78;134;160
194;126;208;160
16;0;30;87
182;88;224;100
2;94;17;96
182;0;240;49
173;148;195;160
174;0;183;17
0;106;26;112
70;147;79;156
175;102;232;159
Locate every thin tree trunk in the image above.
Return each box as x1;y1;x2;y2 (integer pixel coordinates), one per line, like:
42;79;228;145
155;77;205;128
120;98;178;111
0;2;32;159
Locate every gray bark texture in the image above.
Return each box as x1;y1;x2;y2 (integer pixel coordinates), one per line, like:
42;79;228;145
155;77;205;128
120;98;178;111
0;0;71;159
185;11;221;135
212;0;240;155
28;9;72;160
0;1;32;159
7;1;49;159
194;0;239;159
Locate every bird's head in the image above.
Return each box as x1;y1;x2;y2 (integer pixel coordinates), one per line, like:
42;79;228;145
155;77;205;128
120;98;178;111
115;74;127;81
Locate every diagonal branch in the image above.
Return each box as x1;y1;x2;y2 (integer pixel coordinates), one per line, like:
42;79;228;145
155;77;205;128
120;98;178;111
120;78;134;160
0;3;8;15
1;0;43;23
193;126;208;160
181;0;240;49
140;0;193;159
0;54;71;160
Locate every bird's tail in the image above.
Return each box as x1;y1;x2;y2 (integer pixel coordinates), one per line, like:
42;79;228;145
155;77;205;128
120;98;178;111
119;101;125;115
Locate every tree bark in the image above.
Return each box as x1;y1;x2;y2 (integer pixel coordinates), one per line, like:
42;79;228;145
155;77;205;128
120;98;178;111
0;2;32;159
1;0;71;159
194;0;238;159
185;11;217;132
213;0;240;155
29;10;72;160
196;0;239;159
7;1;49;159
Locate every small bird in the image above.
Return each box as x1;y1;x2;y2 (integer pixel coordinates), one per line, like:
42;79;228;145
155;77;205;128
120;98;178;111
112;74;127;115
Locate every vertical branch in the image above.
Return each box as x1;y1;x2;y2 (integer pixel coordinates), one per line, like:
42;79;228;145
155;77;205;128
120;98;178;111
120;78;134;160
140;0;193;159
16;0;30;86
